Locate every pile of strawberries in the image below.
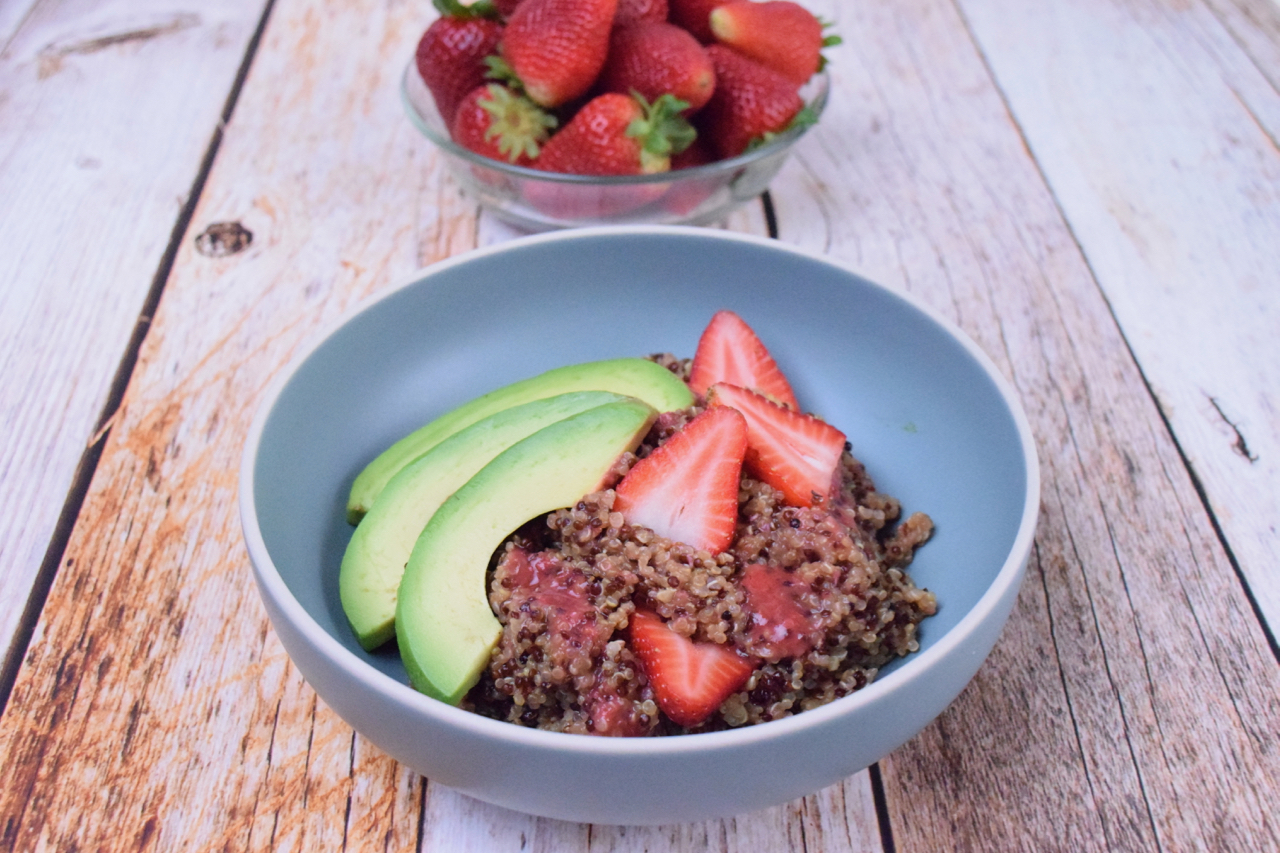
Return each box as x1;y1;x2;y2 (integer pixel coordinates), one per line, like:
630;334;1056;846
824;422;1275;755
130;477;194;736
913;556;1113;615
415;0;837;182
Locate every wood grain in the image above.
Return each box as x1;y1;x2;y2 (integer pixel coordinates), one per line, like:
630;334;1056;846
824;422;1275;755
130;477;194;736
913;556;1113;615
960;0;1280;634
769;0;1280;848
0;0;272;696
0;0;837;849
2;0;1278;847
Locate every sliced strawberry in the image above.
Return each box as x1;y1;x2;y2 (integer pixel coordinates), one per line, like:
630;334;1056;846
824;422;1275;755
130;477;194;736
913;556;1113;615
627;608;756;727
688;310;800;409
707;383;845;507
501;0;619;108
614;406;747;553
708;0;826;85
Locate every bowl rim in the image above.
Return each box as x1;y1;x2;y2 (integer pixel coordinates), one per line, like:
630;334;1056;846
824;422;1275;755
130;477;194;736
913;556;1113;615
239;225;1041;757
400;61;832;187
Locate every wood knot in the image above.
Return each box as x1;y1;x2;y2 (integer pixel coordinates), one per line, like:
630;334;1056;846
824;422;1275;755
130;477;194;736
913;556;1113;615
195;221;253;257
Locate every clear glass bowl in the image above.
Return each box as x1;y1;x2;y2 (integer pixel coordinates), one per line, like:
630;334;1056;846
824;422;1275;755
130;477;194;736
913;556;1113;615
401;61;829;231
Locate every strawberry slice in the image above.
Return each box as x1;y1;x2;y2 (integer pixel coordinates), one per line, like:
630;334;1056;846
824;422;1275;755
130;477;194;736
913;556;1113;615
688;310;800;410
613;406;747;553
707;383;845;507
627;608;756;727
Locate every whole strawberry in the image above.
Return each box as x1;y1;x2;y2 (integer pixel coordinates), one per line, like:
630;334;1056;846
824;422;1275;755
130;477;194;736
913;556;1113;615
667;0;729;43
615;0;667;25
534;92;695;174
696;44;806;159
450;83;557;165
709;0;829;85
501;0;619;108
415;0;505;126
597;22;715;114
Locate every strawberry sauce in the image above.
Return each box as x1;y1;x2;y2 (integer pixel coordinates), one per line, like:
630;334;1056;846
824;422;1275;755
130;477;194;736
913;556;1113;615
740;563;820;661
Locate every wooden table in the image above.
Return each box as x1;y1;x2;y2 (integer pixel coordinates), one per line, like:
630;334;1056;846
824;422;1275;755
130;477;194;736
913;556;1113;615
2;0;1278;848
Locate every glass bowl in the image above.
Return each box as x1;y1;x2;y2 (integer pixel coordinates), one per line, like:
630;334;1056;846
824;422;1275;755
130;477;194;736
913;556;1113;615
401;61;829;231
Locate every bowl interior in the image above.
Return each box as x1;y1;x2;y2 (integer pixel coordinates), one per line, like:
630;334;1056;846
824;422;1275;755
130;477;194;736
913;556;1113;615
251;229;1031;691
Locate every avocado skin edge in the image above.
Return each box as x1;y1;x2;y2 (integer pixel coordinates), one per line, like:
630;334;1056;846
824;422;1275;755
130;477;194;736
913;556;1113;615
395;399;657;706
339;391;631;651
346;358;693;524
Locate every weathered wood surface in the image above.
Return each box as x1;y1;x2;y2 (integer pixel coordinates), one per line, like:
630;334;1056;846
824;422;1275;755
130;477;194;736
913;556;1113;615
0;0;1278;850
0;0;272;695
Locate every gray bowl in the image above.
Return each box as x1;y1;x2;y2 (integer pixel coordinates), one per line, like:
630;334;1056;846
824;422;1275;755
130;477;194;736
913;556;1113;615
240;226;1039;825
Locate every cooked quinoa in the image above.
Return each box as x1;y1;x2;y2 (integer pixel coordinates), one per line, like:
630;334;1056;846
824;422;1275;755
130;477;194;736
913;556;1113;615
463;360;937;736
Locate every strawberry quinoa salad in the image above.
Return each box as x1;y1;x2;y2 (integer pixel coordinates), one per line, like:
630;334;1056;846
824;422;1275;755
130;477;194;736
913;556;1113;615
462;313;937;736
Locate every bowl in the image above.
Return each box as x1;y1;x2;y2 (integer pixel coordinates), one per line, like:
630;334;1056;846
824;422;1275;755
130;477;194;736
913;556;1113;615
400;61;829;231
239;227;1040;825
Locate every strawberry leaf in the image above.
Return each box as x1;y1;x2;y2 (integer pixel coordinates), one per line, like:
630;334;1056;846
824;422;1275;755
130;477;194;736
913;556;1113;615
433;0;501;21
477;84;558;162
626;93;697;173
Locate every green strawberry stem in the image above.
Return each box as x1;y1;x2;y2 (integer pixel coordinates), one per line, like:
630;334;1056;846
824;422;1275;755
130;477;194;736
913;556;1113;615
817;18;842;71
479;84;558;162
433;0;501;21
745;105;818;154
484;55;523;91
626;93;697;173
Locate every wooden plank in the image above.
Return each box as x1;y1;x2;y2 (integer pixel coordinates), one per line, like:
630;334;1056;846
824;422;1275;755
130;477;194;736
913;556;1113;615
0;0;271;694
959;0;1280;630
769;0;1280;848
0;0;835;850
0;0;449;848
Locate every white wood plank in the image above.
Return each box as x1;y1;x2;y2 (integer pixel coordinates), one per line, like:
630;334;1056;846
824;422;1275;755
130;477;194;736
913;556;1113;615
768;0;1280;847
0;0;271;685
956;0;1280;630
420;775;880;852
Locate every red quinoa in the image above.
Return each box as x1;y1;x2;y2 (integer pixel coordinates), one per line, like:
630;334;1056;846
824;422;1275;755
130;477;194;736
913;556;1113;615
464;359;937;736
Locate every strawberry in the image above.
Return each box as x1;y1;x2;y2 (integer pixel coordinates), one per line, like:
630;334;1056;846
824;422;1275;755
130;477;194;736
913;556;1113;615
708;0;826;85
706;382;846;507
415;0;505;126
614;406;747;553
667;0;729;43
615;0;668;25
533;91;694;175
662;137;717;213
450;83;557;165
688;310;799;409
493;0;525;15
669;135;714;170
597;22;716;114
501;0;619;108
627;608;756;727
695;44;806;159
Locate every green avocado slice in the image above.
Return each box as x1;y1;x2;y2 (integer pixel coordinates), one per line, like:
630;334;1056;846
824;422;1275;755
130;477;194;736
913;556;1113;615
346;358;693;523
339;390;632;651
396;398;657;705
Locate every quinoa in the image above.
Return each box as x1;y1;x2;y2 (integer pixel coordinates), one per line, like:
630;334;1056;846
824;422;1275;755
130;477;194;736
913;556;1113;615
463;391;937;736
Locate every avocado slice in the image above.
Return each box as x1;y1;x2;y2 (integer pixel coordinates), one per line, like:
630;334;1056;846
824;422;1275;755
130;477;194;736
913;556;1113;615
396;398;657;705
339;390;631;651
346;358;692;523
